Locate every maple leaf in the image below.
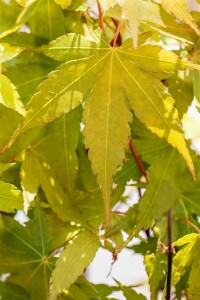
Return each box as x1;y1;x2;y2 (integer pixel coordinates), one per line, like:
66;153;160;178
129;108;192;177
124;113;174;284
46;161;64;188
0;203;54;300
161;0;200;36
2;33;199;226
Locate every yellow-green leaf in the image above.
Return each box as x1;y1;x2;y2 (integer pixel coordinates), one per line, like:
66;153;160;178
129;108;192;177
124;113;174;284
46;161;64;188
83;51;132;227
53;0;71;9
0;74;25;115
0;43;23;63
161;0;200;35
0;181;23;212
49;230;99;300
3;34;197;225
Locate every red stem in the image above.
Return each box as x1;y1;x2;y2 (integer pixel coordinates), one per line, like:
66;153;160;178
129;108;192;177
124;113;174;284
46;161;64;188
128;137;147;180
112;20;120;48
97;0;105;32
166;210;173;300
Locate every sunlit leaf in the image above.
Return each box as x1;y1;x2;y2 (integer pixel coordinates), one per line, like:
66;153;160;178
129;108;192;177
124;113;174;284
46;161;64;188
114;279;147;300
161;0;200;35
144;252;167;300
0;74;25;115
3;33;198;225
49;230;99;300
0;43;23;63
172;233;200;285
53;0;71;9
0;180;23;212
0;207;54;300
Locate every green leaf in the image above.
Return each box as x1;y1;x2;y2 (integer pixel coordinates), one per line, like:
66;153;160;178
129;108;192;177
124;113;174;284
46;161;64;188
0;43;23;63
134;149;180;233
83;51;132;227
161;0;200;35
49;230;99;300
21;140;89;227
53;0;71;9
40;33;108;61
0;180;23;212
0;282;30;300
0;1;21;35
0;163;15;176
48;214;81;250
188;254;200;299
30;200;52;255
167;72;193;119
0;211;54;300
44;106;82;196
144;252;167;300
114;279;147;300
0;73;25;115
119;43;200;78
15;0;36;7
172;233;200;285
3;35;196;225
4;53;59;103
21;149;40;213
114;51;195;178
0;1;41;39
28;0;65;41
21;106;82;214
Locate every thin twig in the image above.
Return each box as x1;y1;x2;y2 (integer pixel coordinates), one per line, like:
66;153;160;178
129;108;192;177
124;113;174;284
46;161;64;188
129;137;147;180
113;20;120;48
97;0;105;32
166;210;173;300
178;218;200;234
111;211;125;215
46;231;81;261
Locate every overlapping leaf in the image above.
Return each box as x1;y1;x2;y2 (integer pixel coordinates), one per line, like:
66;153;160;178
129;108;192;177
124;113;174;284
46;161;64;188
0;282;30;300
54;0;71;9
0;43;23;63
161;0;200;35
28;0;65;40
49;230;99;300
21;109;92;229
3;32;199;226
172;233;200;287
133;148;180;234
0;204;54;300
0;73;25;115
114;279;147;300
144;252;167;300
0;181;23;212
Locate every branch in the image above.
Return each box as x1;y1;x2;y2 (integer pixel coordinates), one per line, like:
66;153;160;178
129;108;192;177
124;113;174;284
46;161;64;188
97;0;105;32
128;137;147;180
178;218;200;234
166;210;173;300
112;20;120;48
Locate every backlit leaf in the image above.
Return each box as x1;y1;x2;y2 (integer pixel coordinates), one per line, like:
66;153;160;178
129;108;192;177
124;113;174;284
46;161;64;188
0;210;54;300
49;230;99;300
144;252;167;300
114;279;147;300
0;282;30;300
161;0;200;35
188;254;200;299
53;0;71;9
0;74;25;115
0;43;23;63
3;33;197;225
172;233;200;285
0;181;23;212
133;149;180;234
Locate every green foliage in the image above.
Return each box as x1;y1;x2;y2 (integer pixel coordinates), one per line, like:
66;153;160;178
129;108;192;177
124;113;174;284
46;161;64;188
0;0;200;299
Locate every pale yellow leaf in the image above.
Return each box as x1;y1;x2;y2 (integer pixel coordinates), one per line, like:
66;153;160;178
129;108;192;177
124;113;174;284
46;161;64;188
161;0;200;35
